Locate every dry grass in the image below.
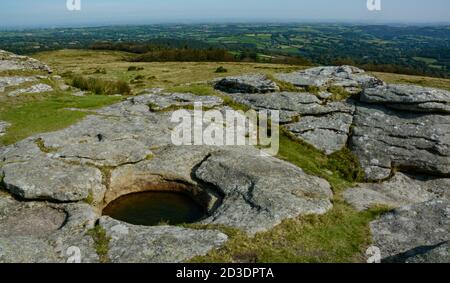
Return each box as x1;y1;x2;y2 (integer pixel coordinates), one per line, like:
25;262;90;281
33;49;300;92
372;72;450;91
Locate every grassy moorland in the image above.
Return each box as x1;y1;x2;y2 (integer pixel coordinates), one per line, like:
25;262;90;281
2;49;450;262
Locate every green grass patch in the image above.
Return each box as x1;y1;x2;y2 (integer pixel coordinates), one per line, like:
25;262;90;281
71;75;132;96
221;95;251;112
166;84;218;96
266;74;300;92
83;191;95;205
326;86;354;101
0;94;122;145
190;203;389;263
278;130;363;192
87;225;111;263
305;85;320;95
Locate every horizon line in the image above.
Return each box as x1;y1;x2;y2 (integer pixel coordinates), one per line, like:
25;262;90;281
2;19;450;30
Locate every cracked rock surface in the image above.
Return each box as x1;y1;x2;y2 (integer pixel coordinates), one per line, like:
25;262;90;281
7;83;54;97
225;68;449;262
100;216;228;263
226;91;355;154
285;112;354;155
0;89;334;262
2;53;449;262
0;76;37;93
350;103;450;181
0;194;98;263
276;65;384;93
370;199;450;263
214;74;280;94
361;84;450;114
195;150;333;234
0;49;52;73
344;173;450;211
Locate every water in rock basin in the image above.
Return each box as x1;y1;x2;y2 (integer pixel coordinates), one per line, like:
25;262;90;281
103;191;206;226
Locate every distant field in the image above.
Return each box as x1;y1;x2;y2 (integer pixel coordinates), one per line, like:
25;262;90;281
34;49;450;92
34;49;301;92
1;24;449;78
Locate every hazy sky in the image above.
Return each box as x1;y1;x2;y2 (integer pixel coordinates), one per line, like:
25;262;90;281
0;0;449;28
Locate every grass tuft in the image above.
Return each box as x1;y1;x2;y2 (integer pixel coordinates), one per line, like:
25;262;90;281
83;190;95;205
87;225;111;263
266;74;300;92
35;138;58;153
71;75;132;96
167;84;218;96
215;66;228;73
326;85;354;101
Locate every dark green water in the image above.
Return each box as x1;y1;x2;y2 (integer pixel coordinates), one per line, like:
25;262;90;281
103;191;206;226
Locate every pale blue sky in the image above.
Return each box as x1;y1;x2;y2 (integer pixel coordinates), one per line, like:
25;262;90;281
0;0;449;28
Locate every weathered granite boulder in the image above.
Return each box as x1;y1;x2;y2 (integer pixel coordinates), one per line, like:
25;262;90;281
0;197;66;238
0;76;37;92
0;90;336;262
361;84;450;114
0;194;99;263
0;237;61;263
403;242;450;263
0;49;52;73
285;112;353;154
142;92;223;111
228;92;354;117
214;74;279;93
344;173;450;211
0;121;10;137
350;103;450;181
370;199;450;263
276;66;384;93
99;217;228;263
8;83;53;97
227;91;355;154
195;150;333;234
1;153;105;202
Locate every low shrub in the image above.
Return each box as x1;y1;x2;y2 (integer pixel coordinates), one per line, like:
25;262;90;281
93;68;107;74
215;66;228;73
71;75;132;95
305;85;320;94
127;66;144;71
327;85;353;101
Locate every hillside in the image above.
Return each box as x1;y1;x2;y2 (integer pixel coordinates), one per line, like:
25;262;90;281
2;24;449;78
0;49;449;263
